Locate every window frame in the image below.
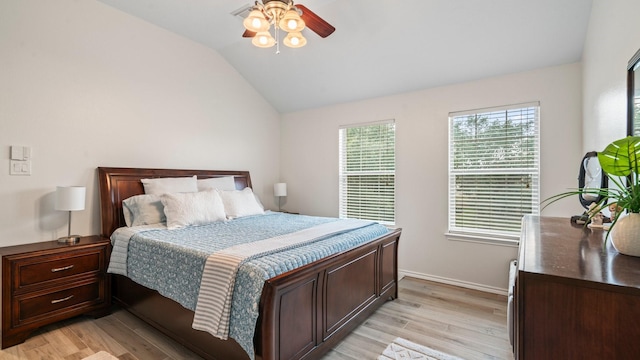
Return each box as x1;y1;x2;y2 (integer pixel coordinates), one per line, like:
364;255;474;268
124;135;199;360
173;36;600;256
338;119;396;225
446;102;540;245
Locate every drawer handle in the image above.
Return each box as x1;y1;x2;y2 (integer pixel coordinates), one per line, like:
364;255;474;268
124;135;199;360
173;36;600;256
51;264;74;272
51;295;74;304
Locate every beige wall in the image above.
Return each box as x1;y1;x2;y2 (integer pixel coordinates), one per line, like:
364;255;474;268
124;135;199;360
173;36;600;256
0;0;280;246
582;0;640;151
281;63;583;292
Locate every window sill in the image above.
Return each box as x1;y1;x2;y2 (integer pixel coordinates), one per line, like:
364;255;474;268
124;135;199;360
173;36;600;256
445;232;519;247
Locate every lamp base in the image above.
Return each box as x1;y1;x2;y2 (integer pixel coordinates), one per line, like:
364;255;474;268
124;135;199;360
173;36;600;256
57;235;81;244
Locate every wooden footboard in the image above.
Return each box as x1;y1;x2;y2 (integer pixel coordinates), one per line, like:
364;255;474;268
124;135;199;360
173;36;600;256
258;228;400;360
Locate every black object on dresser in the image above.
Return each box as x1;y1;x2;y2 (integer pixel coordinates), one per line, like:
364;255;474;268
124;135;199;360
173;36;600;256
513;216;640;359
0;236;111;348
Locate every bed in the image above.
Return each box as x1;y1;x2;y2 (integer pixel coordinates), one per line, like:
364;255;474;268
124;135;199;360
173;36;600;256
97;167;401;360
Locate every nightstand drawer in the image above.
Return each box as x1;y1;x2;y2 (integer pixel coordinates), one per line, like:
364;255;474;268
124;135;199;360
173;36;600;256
15;248;103;289
15;281;103;325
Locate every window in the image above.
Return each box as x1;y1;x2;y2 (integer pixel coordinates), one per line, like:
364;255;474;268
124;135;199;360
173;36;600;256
448;102;539;242
339;120;395;225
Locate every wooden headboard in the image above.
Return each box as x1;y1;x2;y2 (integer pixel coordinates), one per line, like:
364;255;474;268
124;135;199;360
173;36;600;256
97;167;251;237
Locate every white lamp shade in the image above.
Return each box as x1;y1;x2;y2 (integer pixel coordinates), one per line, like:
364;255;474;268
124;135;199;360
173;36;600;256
55;186;86;211
274;183;287;197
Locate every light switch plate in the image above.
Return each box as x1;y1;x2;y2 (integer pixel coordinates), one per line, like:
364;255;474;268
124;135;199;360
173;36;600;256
10;160;31;175
10;146;30;160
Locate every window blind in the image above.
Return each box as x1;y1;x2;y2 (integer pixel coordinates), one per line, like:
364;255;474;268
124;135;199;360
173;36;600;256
339;120;395;224
448;103;540;239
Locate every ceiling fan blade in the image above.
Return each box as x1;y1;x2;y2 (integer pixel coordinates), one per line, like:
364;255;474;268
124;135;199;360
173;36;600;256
297;4;335;38
242;30;256;38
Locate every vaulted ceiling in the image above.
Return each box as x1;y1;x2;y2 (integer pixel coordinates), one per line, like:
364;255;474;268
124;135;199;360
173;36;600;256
97;0;593;113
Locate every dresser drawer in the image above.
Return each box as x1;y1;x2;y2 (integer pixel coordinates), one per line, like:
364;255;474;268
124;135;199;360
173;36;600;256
14;280;104;326
14;248;103;289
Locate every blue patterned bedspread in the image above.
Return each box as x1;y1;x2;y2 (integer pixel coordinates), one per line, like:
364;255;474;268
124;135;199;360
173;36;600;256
109;212;389;359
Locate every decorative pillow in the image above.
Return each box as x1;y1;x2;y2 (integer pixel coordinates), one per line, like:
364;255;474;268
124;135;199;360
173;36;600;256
253;192;264;209
197;176;236;191
160;190;226;230
219;187;265;219
122;194;166;227
141;175;198;195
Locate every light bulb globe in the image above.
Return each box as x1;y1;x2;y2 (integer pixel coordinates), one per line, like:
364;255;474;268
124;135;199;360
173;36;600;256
252;31;275;48
279;9;305;32
283;32;306;48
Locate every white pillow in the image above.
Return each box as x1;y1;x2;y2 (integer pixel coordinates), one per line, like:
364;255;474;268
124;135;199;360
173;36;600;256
122;194;166;227
253;192;264;209
160;190;226;230
197;176;236;191
219;187;265;219
141;176;198;195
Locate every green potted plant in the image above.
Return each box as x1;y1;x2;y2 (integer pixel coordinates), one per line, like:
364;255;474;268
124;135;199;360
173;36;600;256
543;136;640;256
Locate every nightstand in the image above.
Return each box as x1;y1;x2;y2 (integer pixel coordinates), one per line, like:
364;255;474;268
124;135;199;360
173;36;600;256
0;236;111;348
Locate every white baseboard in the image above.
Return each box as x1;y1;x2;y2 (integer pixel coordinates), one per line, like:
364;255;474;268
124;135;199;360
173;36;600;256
399;269;508;296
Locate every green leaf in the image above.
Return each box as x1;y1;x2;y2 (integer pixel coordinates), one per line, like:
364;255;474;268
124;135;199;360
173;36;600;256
597;136;640;176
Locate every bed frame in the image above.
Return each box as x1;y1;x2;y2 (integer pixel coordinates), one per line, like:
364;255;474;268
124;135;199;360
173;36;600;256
97;167;401;360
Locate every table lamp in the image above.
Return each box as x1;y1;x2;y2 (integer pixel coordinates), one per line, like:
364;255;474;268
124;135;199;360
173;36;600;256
274;182;287;212
55;186;86;243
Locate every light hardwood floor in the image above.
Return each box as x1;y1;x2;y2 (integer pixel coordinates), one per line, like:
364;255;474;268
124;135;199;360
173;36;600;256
0;277;513;360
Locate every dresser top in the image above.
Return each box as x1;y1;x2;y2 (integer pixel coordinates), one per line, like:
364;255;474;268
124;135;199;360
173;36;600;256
0;235;109;257
520;215;640;289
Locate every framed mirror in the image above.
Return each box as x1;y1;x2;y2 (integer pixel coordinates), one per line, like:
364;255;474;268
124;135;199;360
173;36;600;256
578;151;608;209
627;48;640;136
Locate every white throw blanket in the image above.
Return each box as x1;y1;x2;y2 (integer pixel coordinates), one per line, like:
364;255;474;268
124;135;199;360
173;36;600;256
191;219;372;339
107;224;165;276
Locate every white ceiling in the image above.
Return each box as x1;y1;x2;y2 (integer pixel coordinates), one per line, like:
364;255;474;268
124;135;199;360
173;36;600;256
97;0;593;113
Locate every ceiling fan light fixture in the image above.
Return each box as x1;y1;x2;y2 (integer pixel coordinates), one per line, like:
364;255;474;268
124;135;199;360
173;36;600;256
252;31;276;48
243;9;269;32
279;9;305;32
283;31;306;48
240;1;335;52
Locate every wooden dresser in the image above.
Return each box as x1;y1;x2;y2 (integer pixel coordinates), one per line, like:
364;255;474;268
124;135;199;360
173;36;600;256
514;216;640;359
0;236;111;348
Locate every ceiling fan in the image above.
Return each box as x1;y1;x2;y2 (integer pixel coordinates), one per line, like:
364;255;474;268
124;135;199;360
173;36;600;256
241;0;335;50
